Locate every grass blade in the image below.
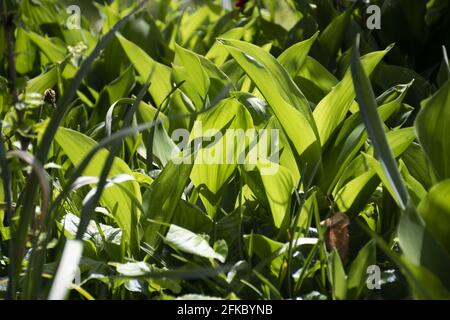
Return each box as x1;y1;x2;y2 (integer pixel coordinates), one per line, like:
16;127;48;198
350;35;409;210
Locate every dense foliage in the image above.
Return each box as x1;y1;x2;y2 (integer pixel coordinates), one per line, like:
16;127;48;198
0;0;449;300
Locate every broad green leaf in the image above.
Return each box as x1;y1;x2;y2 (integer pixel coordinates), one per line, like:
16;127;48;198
54;127;141;248
400;256;450;299
136;101;169;129
25;31;76;78
403;143;434;190
115;261;151;277
361;223;450;299
164;224;226;263
347;240;376;299
335;171;379;214
256;160;295;230
151;121;179;167
172;200;213;234
61;213;122;251
142;158;193;248
220;38;321;181
243;233;284;276
328;249;347;300
335;128;415;214
206;27;246;66
215;208;242;261
265;116;300;184
418;180;450;254
233;92;271;127
321;83;410;193
18;0;62;30
315;9;351;66
243;234;317;278
398;204;450;289
179;6;212;47
173;44;210;108
190;98;253;217
104;65;136;107
314;48;390;148
26;67;58;95
15;27;36;74
367;128;416;160
373;64;433;108
95;65;136;112
401;162;427;206
116;33;172;106
172;44;231;110
277;32;318;78
297;56;338;95
120;13;170;64
415;79;450;181
296;191;318;236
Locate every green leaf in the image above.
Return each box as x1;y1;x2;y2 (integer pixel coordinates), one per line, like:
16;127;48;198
190;98;253;217
403;143;434;190
61;213;122;251
151;121;179;167
335;170;379;214
350;41;408;210
25;31;76;78
401;162;427;206
15;27;36;74
418;180;450;254
368;128;416;160
18;0;62;30
54;127;141;248
297;56;338;96
315;9;351;66
206;27;245;66
116;33;172;106
115;261;152;277
277;32;318;78
243;233;284;276
400;256;450;299
415;79;450;181
220;38;321;181
26;67;58;95
103;65;136;108
164;224;226;263
172;200;213;234
358;221;450;299
173;44;210;108
347;240;376;299
351;39;450;290
328;249;347;300
321;83;410;193
314;47;391;148
256;160;295;230
142;159;193;248
334;127;415;214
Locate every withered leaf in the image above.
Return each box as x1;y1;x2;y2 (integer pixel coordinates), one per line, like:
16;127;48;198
321;212;350;263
